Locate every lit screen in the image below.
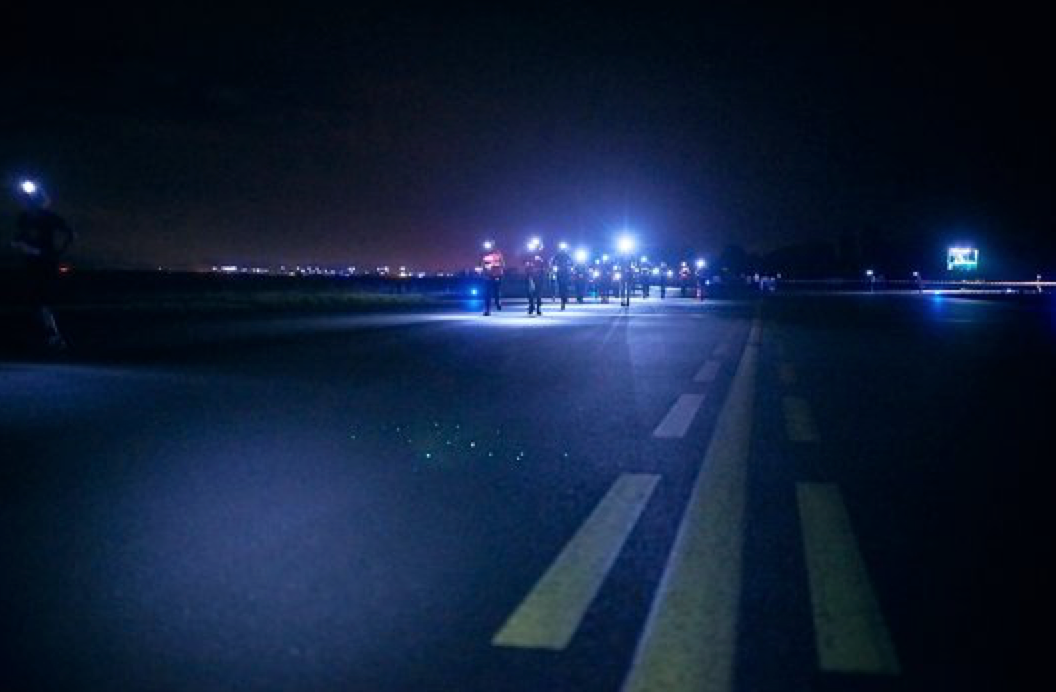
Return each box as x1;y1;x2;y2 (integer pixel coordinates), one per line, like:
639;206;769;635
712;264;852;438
947;247;979;271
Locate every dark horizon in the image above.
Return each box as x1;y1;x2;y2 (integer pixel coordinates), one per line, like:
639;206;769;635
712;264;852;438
2;5;1053;274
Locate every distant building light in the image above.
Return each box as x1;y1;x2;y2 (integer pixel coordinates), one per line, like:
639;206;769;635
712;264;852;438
220;265;238;273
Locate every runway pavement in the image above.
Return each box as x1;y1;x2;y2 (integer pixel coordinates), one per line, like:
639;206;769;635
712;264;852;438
2;293;1052;690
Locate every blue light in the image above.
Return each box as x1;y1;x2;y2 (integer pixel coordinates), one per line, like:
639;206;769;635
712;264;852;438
616;234;636;255
470;288;479;296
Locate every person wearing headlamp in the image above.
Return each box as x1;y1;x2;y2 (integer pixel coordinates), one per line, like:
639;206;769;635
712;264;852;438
550;242;573;310
523;237;546;316
480;240;505;316
695;258;708;301
616;234;637;307
11;180;76;352
572;249;589;304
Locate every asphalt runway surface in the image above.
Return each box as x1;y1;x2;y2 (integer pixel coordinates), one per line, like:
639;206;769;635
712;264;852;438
2;293;1053;691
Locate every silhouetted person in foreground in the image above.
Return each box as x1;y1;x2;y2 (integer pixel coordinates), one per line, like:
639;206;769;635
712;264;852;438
11;181;75;353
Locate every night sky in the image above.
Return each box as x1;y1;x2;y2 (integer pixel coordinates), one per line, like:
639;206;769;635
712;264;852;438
2;4;1053;273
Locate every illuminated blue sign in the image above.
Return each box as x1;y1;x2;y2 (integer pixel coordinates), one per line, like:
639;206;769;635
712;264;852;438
947;247;979;271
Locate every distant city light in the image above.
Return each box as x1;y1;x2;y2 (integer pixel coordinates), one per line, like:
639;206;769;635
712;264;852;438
640;255;649;263
482;240;494;250
695;258;706;269
574;248;589;263
470;288;479;296
558;241;569;251
527;237;542;252
20;180;38;195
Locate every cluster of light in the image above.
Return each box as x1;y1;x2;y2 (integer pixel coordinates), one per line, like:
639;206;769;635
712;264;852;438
210;265;279;275
527;237;542;252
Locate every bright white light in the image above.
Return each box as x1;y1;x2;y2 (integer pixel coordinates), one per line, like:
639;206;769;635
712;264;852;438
602;254;610;262
527;237;542;251
616;234;636;255
667;270;674;278
640;255;648;263
558;241;569;251
590;269;599;278
482;240;494;250
696;258;706;269
652;267;660;276
614;272;622;281
574;249;588;263
20;180;37;195
470;288;479;296
865;269;874;277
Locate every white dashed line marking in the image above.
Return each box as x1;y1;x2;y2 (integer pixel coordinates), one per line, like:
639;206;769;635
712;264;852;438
653;394;706;439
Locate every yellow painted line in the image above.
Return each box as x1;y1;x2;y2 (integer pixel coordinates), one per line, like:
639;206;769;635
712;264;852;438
783;395;818;442
779;363;797;386
796;483;900;675
492;473;660;650
622;319;760;692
